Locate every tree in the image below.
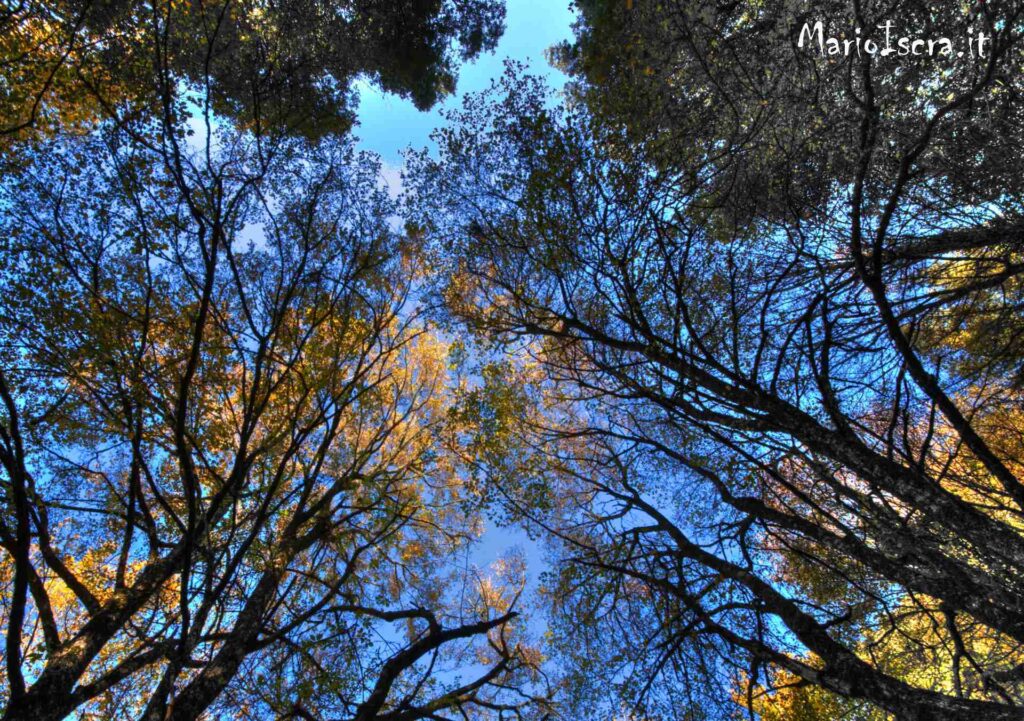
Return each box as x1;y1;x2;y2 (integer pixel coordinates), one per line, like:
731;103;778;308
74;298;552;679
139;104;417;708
0;0;505;148
0;54;548;721
407;0;1024;711
554;0;1024;226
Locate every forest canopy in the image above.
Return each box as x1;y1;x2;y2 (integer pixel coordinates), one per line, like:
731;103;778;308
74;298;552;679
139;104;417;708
3;1;1024;720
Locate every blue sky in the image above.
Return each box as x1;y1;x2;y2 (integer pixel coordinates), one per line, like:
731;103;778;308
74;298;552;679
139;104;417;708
353;0;577;193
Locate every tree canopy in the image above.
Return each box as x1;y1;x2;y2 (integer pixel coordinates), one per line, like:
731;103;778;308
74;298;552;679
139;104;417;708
0;3;552;720
407;1;1024;718
0;66;547;721
5;0;1024;719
